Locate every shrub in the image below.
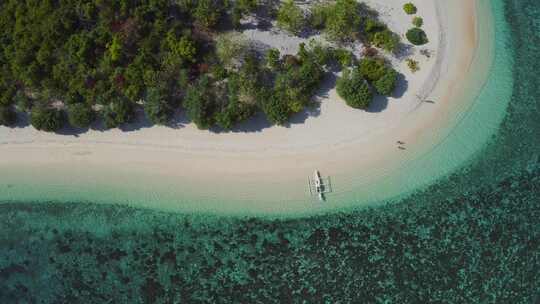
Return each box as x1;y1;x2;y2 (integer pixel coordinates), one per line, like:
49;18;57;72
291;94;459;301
0;106;16;126
358;58;387;82
372;29;400;53
364;18;386;34
166;33;197;64
266;48;281;70
363;18;400;53
194;0;221;28
30;106;64;132
184;76;216;129
144;87;174;125
374;69;398;95
0;87;16;107
103;97;134;129
407;59;420;72
413;16;423;27
236;0;258;12
403;3;417;15
306;40;333;66
262;90;291;125
273;58;324;113
215;33;247;68
333;49;355;68
214;76;255;130
356;58;397;96
337;69;373;109
65;91;84;105
210;65;228;80
107;36;123;63
15;91;32;112
237;53;263;101
406;28;428;45
67;103;94;128
309;3;331;29
277;0;305;35
325;0;362;41
297;43;310;62
230;0;258;29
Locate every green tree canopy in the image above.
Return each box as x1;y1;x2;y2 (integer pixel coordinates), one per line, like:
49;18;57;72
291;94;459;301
30;107;64;132
14;92;32;112
372;29;400;53
374;68;398;96
236;0;258;12
309;3;332;30
277;0;306;35
0;87;16;107
144;87;174;126
184;76;216;130
403;3;417;15
337;69;373;109
332;49;355;68
406;28;429;45
273;56;324;114
262;90;291;126
166;31;197;64
67;103;95;129
325;0;362;41
214;75;255;130
102;96;134;129
358;58;387;82
215;33;247;68
265;48;281;70
108;36;123;63
194;0;221;28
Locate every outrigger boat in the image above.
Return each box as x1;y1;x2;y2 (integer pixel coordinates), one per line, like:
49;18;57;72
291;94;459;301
308;170;332;201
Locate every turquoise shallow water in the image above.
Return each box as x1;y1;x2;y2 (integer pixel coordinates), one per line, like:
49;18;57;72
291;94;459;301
0;0;539;301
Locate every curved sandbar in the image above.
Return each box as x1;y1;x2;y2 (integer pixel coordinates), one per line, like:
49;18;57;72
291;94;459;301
0;0;510;216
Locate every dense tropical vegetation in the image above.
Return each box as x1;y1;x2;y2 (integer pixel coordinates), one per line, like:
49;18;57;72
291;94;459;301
0;0;307;132
30;106;64;132
277;0;306;35
0;0;406;133
0;106;16;126
337;58;399;108
67;103;94;129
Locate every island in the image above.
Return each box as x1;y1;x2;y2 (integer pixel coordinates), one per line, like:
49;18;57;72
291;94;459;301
0;0;487;214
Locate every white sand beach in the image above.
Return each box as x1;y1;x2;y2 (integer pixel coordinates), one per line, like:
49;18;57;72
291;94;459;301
0;0;493;215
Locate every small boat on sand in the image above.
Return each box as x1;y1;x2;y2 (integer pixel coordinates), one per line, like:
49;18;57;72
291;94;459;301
308;170;332;201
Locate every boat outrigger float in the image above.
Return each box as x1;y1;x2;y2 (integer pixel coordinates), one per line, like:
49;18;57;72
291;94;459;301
308;170;333;201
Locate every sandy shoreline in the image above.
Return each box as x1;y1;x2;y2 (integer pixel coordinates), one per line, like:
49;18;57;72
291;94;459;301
0;0;490;214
